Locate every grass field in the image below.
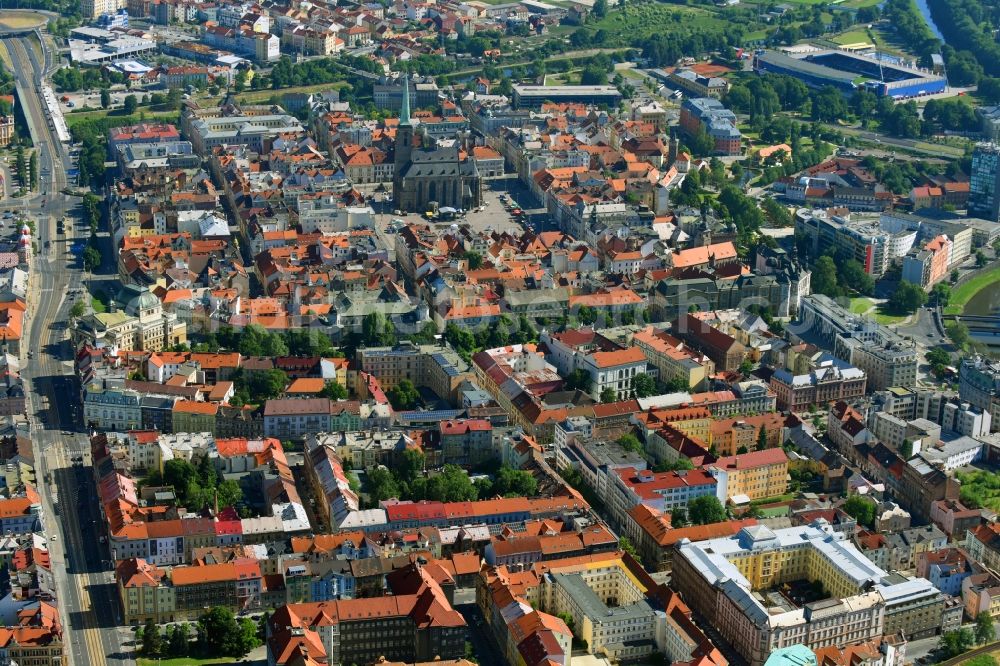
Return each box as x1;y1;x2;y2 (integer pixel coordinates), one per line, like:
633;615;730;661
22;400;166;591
235;80;351;104
831;30;872;45
0;10;47;29
842;0;882;7
848;296;907;324
873;309;908;325
91;289;109;314
65;107;178;129
590;2;725;41
848;297;875;314
544;72;580;85
944;265;1000;315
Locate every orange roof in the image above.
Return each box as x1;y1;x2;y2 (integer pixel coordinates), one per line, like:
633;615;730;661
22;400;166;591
286;378;326;394
670;242;737;268
590;347;647;369
173;400;219;415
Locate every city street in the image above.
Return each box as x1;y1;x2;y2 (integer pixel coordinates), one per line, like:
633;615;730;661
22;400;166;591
0;26;130;666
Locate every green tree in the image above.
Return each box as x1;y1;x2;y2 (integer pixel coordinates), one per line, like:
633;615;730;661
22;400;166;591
100;88;111;109
14;145;25;191
757;426;768;450
168;622;190;657
398;447;426;485
367;467;401;502
948;321;970;349
123;94;138;115
900;439;914;459
932;282;951;307
577;305;597;325
363;311;397;347
320;380;348;400
491;466;537;497
617;433;642;453
688;495;727;525
199;607;256;657
387;379;420;410
216;479;243;509
839;259;874;296
83;245;102;272
600;388;617;403
926;347;951;375
28;151;37;191
592;0;608;17
69;301;86;318
976;611;996;645
977;250;989;268
234;367;288;403
141;618;163;657
563;368;591;392
939;628;975;658
812;256;839;296
462;251;483;270
619;534;638;557
670;506;688;526
630;373;656;398
886;280;927;314
842;495;876;528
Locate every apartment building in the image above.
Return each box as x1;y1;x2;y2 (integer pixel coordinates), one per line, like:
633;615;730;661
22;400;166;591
673;523;946;666
966;522;1000;573
608;467;716;528
671;314;747;372
263;398;333;440
797;295;918;392
959;355;1000;429
357;342;472;402
679;97;741;155
267;562;466;666
707;448;789;503
902;235;951;288
632;326;714;391
172;400;219;435
880;211;974;269
439;419;495;466
770;361;866;411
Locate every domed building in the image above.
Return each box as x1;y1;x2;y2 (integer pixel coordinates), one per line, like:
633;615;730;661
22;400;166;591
73;284;187;352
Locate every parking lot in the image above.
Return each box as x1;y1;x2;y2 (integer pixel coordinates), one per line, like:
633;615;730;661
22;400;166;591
60;88;141;112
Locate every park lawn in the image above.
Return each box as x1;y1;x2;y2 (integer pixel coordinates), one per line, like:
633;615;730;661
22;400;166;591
544;72;579;86
234;80;351;104
91;289;109;314
912;140;966;158
591;3;726;41
832;30;872;45
137;658;236;666
0;11;47;29
956;470;1000;513
842;0;882;6
873;310;907;325
945;265;1000;315
65;108;177;129
848;297;875;314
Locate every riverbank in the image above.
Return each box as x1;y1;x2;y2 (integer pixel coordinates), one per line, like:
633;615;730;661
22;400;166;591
944;264;1000;316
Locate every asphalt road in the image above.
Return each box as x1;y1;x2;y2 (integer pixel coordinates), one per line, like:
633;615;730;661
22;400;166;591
0;30;130;666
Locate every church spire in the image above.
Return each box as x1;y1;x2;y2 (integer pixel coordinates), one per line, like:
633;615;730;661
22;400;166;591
400;72;412;126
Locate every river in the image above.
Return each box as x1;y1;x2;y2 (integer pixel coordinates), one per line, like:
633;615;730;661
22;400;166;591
911;0;945;42
964;281;1000;315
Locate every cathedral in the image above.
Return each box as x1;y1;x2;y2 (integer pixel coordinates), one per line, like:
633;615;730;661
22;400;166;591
392;75;483;213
